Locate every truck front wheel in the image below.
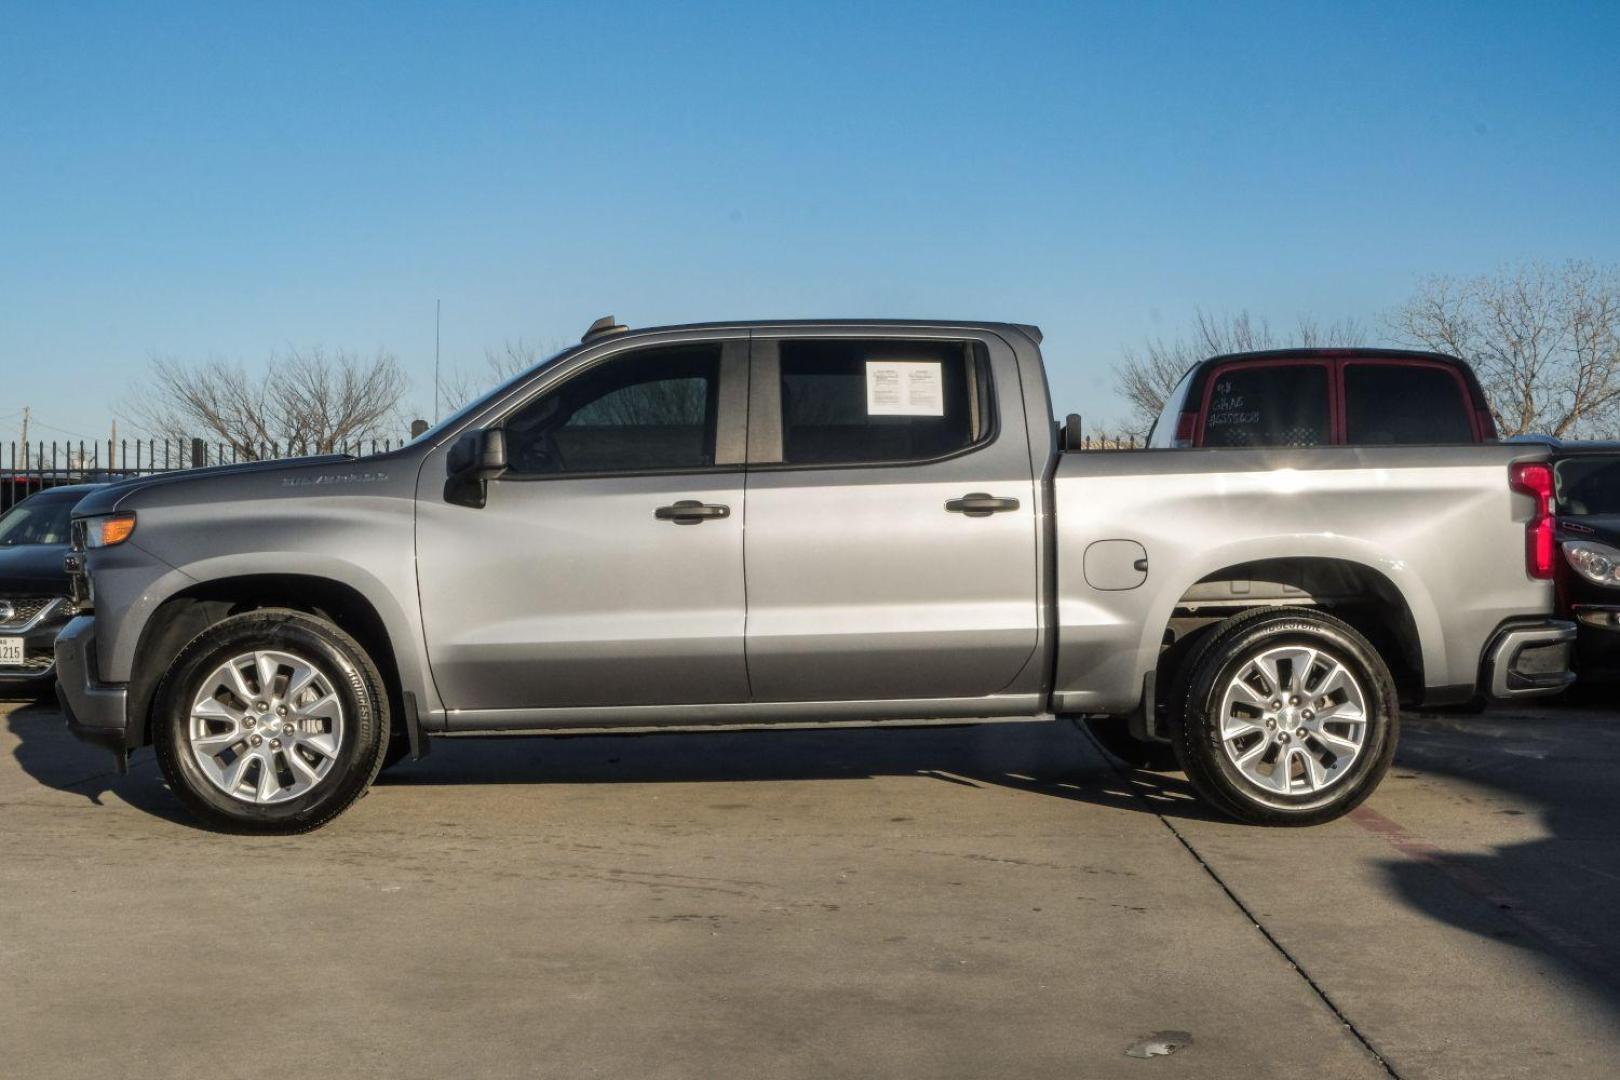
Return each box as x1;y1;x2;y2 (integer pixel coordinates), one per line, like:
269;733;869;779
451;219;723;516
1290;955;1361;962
1168;608;1398;826
153;609;389;833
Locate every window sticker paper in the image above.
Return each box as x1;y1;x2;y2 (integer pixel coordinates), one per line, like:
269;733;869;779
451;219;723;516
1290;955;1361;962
866;361;944;416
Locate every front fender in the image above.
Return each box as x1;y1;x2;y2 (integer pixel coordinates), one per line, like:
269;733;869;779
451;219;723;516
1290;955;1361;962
97;549;441;727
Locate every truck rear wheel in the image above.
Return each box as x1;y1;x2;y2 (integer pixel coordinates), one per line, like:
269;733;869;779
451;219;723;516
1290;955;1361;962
1168;608;1398;826
153;609;389;833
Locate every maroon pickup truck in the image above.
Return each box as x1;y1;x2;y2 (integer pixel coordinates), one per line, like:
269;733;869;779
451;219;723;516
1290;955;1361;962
1148;348;1498;449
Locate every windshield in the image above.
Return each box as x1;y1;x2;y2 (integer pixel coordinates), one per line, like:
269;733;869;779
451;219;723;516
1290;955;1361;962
1555;455;1620;516
0;493;77;546
408;345;579;446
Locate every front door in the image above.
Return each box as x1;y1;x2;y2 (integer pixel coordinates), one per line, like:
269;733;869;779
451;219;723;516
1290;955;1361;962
416;336;751;721
741;332;1041;704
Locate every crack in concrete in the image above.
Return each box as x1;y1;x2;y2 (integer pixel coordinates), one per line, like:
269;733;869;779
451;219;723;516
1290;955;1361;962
1153;812;1402;1079
1078;726;1403;1079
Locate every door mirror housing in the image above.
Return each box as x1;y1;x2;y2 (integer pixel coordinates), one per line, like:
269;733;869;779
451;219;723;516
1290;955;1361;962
445;428;508;508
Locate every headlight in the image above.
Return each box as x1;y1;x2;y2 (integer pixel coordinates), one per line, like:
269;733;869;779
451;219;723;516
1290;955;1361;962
80;512;136;548
1562;539;1620;586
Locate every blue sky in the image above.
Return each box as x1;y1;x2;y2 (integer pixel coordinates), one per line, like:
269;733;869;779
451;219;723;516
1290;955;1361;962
3;1;1617;445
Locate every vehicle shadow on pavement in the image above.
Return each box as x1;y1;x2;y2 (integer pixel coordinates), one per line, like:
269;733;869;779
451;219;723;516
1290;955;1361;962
1372;706;1620;1012
375;718;1230;823
4;699;1235;828
4;699;194;826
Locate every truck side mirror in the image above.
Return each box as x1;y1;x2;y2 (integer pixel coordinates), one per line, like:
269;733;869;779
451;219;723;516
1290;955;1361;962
445;428;508;508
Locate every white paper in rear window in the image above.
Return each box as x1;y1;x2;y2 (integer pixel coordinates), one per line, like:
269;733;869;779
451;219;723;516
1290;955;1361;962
865;361;943;416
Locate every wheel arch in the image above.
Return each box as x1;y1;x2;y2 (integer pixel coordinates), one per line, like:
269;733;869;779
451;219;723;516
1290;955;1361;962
1145;546;1441;708
128;571;410;749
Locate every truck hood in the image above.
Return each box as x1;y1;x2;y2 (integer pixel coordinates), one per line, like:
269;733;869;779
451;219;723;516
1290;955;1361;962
1558;514;1620;550
0;542;72;593
70;455;356;516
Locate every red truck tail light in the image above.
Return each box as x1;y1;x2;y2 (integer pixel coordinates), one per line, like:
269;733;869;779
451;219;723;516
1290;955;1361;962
1174;411;1197;447
1509;462;1556;579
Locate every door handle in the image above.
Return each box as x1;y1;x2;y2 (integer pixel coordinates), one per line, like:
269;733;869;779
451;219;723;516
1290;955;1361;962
945;493;1020;517
655;500;731;525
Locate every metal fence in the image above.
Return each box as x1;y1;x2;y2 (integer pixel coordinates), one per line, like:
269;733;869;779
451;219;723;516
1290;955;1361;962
2;436;408;511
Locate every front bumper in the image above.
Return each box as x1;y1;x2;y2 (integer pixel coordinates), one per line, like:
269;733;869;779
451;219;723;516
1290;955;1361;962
53;615;131;762
1482;619;1577;699
1567;605;1620;684
0;599;74;685
0;621;66;685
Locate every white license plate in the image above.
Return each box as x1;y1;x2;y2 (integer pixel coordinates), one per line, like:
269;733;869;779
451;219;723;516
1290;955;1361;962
0;638;23;665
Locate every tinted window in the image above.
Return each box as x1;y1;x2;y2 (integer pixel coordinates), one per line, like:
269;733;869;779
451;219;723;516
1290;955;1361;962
1201;365;1330;447
1556;455;1620;516
504;344;720;475
1344;364;1473;445
778;339;989;466
0;492;77;546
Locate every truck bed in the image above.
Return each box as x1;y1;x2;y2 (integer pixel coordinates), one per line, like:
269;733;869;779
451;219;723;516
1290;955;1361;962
1049;443;1550;715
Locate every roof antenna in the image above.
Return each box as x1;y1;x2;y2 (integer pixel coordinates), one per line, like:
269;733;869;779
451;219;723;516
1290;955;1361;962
581;315;629;344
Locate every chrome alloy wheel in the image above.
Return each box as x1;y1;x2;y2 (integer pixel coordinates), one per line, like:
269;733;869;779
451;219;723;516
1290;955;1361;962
187;650;346;805
1217;644;1368;796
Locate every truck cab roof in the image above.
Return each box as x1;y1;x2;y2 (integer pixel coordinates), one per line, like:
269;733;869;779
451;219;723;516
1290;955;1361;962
578;315;1044;342
1199;346;1476;368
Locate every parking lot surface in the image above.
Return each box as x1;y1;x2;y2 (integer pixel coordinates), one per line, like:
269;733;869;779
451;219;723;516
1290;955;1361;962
3;698;1618;1079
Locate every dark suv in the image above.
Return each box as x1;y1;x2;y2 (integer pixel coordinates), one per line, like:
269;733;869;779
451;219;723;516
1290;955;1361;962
0;484;101;692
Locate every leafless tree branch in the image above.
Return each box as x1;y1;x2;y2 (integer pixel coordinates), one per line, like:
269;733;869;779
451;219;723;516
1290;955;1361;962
124;347;409;458
439;337;564;410
1113;309;1365;437
1387;261;1620;437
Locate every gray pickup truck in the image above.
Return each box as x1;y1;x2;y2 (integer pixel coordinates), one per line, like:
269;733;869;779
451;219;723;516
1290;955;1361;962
56;318;1575;832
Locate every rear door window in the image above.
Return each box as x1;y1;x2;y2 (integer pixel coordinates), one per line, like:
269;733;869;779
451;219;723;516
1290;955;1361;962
1344;364;1475;445
775;339;991;466
1200;364;1331;447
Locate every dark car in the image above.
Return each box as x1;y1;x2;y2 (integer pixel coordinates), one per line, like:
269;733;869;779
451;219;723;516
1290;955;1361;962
0;484;101;692
1532;441;1620;689
1148;348;1498;448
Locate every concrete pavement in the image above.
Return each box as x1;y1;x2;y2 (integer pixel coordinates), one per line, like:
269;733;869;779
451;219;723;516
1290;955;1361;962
3;698;1617;1079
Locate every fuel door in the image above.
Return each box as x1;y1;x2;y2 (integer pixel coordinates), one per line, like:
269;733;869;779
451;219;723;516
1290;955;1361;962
1084;539;1148;591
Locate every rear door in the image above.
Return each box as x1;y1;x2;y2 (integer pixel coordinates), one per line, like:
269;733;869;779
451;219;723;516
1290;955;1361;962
740;330;1040;705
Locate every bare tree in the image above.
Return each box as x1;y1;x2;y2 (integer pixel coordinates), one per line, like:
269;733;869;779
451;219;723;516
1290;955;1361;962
275;347;409;452
485;338;551;381
126;347;408;459
1114;310;1365;437
439;337;563;410
1388;262;1620;438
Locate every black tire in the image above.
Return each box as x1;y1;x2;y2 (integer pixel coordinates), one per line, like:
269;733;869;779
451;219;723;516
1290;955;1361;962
1168;607;1399;826
1079;716;1181;771
153;609;389;833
